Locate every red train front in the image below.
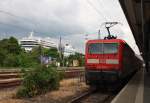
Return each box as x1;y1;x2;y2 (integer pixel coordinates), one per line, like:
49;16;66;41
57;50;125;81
85;39;140;85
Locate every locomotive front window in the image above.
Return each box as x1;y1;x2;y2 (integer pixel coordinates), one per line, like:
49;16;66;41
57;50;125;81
88;43;118;54
88;43;103;54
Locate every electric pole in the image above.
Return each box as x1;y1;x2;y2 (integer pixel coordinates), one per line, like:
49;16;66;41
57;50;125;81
58;36;64;67
98;29;101;39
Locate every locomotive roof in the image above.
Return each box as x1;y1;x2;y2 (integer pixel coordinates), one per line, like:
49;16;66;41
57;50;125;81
87;39;126;44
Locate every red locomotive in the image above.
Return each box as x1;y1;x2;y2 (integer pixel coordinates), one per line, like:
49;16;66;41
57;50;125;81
85;39;141;85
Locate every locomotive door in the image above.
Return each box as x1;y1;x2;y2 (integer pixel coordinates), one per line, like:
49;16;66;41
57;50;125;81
101;42;105;69
98;41;104;70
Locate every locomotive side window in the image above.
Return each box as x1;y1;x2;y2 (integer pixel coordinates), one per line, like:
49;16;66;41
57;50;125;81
88;43;118;54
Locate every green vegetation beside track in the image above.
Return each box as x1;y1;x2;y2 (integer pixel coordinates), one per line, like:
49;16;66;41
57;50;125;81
0;37;85;68
16;66;60;98
0;37;85;98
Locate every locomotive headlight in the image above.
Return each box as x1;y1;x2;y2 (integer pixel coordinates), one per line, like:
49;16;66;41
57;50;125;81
87;59;99;64
106;59;119;64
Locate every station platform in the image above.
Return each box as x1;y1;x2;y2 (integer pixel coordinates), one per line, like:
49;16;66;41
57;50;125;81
111;68;150;103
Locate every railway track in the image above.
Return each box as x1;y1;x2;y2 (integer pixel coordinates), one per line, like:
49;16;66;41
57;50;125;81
0;68;85;88
68;88;114;103
68;73;134;103
0;70;23;88
0;78;22;88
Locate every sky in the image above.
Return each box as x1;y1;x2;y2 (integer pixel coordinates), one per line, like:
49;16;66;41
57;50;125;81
0;0;140;54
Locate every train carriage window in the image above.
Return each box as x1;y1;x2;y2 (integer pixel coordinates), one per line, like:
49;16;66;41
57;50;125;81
88;43;118;54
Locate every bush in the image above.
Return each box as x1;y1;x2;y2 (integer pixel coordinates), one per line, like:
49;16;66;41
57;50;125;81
16;66;60;98
58;70;65;80
3;54;19;67
17;52;39;68
16;86;29;98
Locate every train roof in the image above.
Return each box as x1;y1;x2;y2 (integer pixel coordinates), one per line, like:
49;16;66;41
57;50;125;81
86;39;126;44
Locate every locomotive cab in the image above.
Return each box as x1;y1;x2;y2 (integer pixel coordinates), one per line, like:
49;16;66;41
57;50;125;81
85;39;124;84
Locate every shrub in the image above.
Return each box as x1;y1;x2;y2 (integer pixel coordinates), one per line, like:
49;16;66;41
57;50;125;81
16;66;60;98
17;52;40;68
16;86;29;98
3;54;19;67
58;70;65;80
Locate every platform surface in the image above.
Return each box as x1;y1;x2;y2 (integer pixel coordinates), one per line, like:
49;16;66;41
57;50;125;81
111;68;150;103
144;71;150;103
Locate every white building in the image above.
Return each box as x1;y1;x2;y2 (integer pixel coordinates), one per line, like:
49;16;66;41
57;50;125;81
20;32;77;56
19;32;57;51
63;43;76;57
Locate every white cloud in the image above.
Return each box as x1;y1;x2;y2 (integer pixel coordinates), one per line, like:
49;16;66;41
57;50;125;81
0;0;140;54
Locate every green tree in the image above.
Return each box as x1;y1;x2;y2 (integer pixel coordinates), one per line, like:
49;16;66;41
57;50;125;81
17;52;39;68
67;53;85;66
0;37;21;54
0;37;21;67
7;37;21;54
43;47;59;58
0;37;60;68
30;46;41;63
3;53;19;67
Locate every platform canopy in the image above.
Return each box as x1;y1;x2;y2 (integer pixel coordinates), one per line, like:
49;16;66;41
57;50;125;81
119;0;150;53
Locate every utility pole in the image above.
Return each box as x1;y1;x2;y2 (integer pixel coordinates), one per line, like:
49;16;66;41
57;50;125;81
58;36;62;66
59;36;62;59
40;44;42;66
85;34;88;41
98;29;101;39
58;36;64;67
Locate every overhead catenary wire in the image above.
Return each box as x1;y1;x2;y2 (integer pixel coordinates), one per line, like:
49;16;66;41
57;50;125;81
95;0;125;39
85;0;108;22
85;0;113;39
94;0;122;25
0;10;18;18
97;0;114;21
0;10;54;39
0;21;29;31
97;0;125;31
0;10;37;32
0;10;35;24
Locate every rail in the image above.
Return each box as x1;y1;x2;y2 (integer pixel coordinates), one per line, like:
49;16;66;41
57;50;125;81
0;67;85;88
68;87;114;103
